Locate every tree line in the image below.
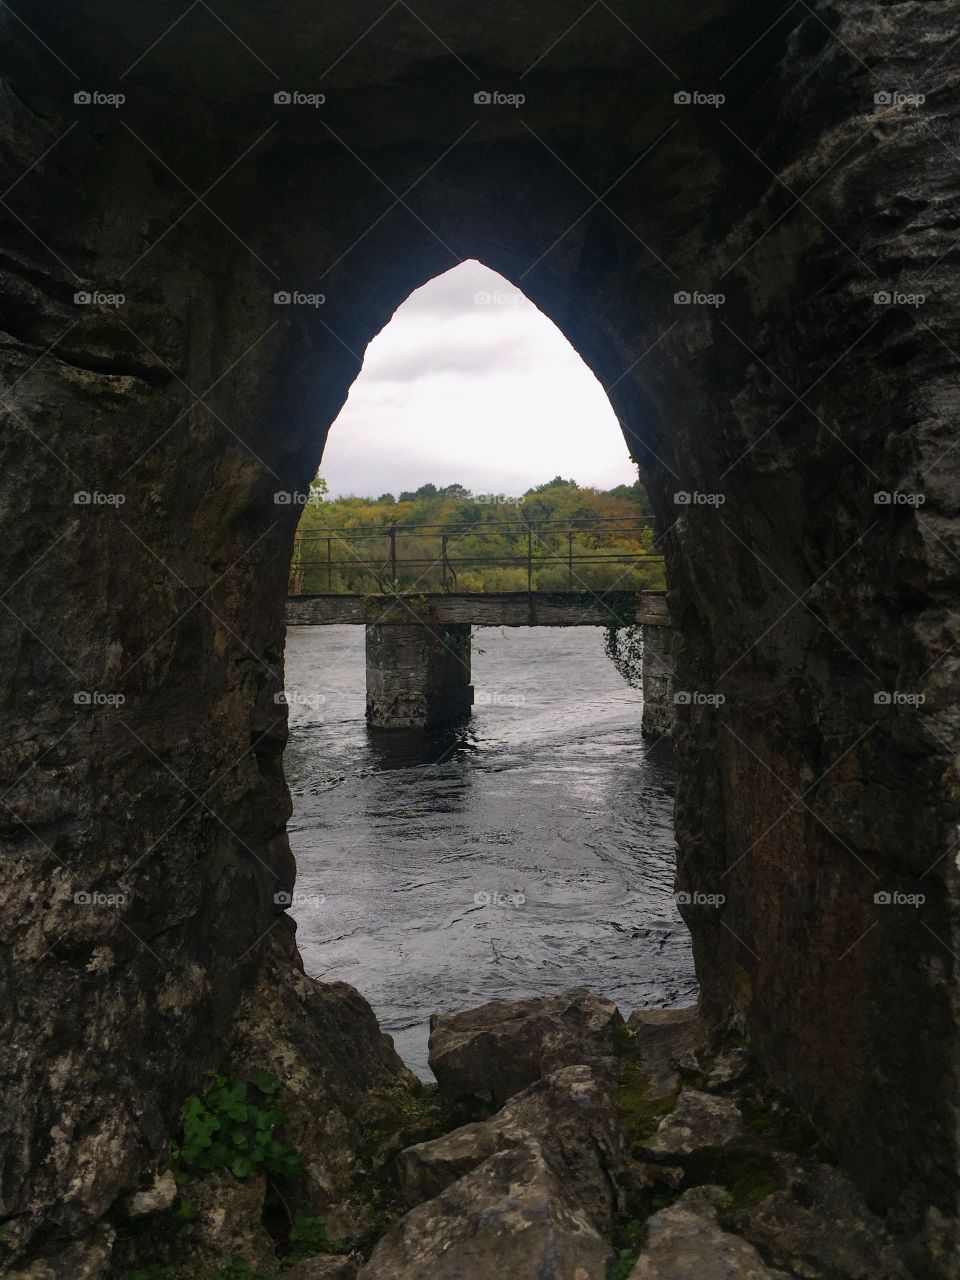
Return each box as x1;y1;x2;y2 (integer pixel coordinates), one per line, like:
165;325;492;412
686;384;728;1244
289;476;665;594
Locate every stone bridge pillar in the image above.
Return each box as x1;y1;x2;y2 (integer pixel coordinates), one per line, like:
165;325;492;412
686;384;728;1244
641;624;676;738
365;622;473;729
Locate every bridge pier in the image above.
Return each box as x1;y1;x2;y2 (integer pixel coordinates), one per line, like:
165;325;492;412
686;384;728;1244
365;622;473;729
641;624;676;737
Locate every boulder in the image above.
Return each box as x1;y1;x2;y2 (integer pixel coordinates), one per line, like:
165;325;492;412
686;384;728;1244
5;1224;115;1279
733;1158;913;1280
225;929;419;1242
629;1187;793;1279
177;1169;278;1279
428;988;623;1103
397;1064;622;1228
704;1046;751;1091
280;1256;359;1279
359;1140;612;1280
625;1008;702;1098
121;1168;178;1218
642;1090;742;1162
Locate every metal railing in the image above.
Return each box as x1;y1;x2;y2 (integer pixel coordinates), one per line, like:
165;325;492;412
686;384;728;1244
289;515;664;595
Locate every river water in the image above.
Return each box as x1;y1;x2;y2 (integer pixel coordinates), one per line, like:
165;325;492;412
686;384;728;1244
284;624;697;1077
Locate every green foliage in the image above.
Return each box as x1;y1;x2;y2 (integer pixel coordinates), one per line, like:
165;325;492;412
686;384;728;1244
608;1248;638;1280
604;624;644;688
617;1060;679;1149
285;1210;336;1263
708;1151;784;1216
289;476;662;596
606;478;653;515
172;1072;301;1183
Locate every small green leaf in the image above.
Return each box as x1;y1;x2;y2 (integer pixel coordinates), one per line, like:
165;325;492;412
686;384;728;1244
250;1070;279;1095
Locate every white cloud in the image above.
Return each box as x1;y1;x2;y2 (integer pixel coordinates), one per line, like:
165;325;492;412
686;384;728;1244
320;260;637;498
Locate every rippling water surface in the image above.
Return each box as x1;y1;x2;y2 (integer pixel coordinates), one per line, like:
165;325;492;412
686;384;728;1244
284;624;697;1077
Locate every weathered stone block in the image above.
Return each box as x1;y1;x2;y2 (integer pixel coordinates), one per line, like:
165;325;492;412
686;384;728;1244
429;988;623;1104
365;622;472;729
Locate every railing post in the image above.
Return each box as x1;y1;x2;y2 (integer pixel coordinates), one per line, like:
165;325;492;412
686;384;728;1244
389;526;398;587
326;537;332;591
441;534;448;591
291;525;302;594
527;522;533;594
567;530;573;590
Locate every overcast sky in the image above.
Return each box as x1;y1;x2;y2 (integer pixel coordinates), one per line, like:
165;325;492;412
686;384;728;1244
319;260;637;498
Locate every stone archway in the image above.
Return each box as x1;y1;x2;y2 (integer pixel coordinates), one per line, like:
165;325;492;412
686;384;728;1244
1;2;957;1273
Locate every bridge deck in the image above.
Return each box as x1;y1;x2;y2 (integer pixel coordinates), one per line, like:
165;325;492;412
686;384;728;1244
286;590;670;628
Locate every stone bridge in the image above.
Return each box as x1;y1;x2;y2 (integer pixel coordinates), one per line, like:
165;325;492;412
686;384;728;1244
1;3;957;1276
285;589;676;731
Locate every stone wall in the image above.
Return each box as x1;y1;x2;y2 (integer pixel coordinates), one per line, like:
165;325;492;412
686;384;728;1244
0;3;957;1273
641;626;676;738
365;622;473;728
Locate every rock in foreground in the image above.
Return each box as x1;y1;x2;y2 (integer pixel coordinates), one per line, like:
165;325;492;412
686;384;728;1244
628;1187;792;1279
397;1063;622;1228
641;1089;743;1161
428;987;623;1103
360;1141;612;1280
281;1256;359;1279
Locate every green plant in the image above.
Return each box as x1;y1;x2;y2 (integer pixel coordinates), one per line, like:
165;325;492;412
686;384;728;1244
285;1209;336;1263
617;1059;678;1148
608;1248;638;1279
604;624;644;688
172;1071;301;1182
